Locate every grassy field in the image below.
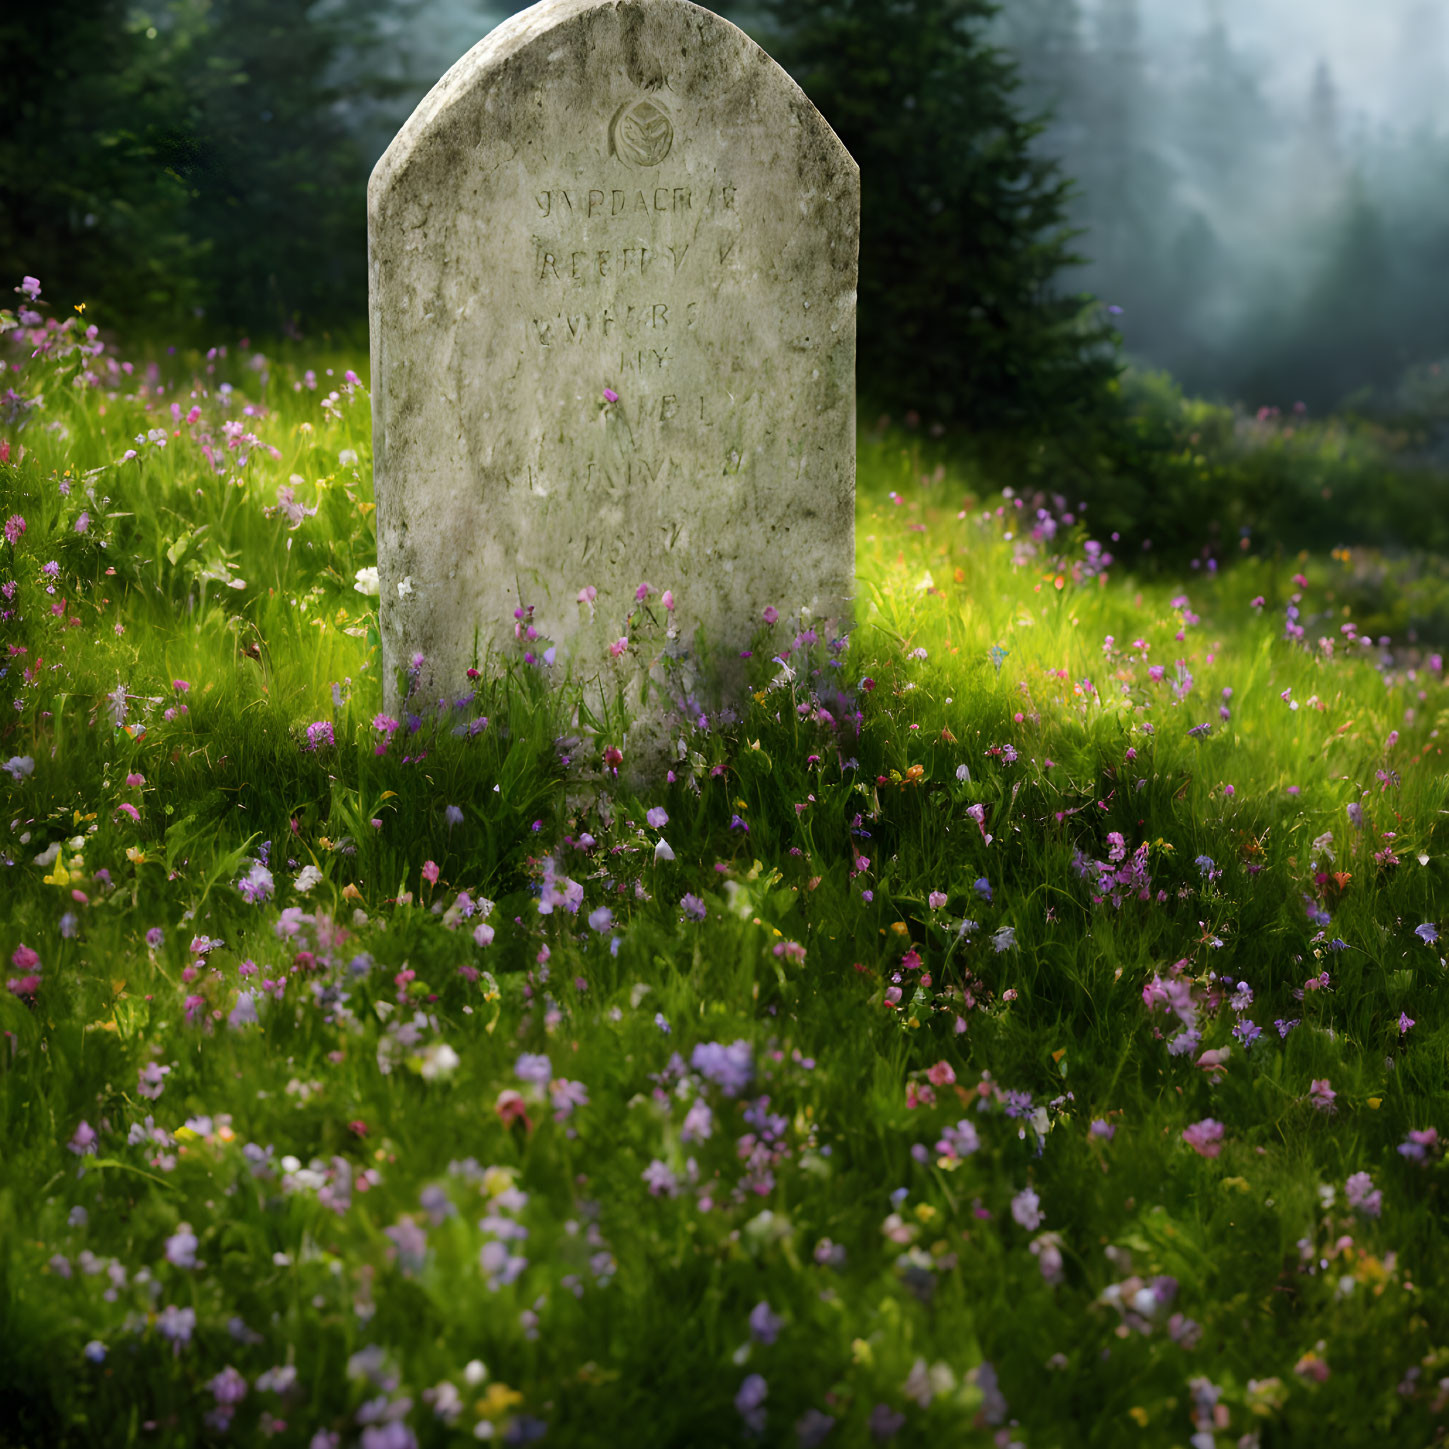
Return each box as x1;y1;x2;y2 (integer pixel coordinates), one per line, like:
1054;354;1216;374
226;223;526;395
3;290;1449;1449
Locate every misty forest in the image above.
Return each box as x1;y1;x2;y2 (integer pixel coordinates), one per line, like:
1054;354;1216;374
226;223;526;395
6;2;1449;1447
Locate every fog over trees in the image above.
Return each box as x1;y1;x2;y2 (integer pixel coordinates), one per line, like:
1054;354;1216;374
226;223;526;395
989;0;1449;413
379;0;1448;415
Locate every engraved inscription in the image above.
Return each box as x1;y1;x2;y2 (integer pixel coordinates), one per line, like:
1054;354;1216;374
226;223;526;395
527;300;699;346
609;97;674;167
536;187;694;218
533;183;735;219
533;243;693;284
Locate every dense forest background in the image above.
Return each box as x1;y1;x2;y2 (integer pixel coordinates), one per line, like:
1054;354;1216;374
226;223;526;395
5;0;1449;525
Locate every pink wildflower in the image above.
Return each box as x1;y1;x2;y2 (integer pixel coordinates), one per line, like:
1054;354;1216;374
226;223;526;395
1182;1119;1224;1157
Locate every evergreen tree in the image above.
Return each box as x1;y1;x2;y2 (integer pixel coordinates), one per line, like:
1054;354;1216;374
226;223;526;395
1070;0;1178;363
0;0;201;321
152;0;422;331
761;0;1120;434
1302;58;1343;183
1177;2;1271;203
0;0;424;333
1240;178;1400;410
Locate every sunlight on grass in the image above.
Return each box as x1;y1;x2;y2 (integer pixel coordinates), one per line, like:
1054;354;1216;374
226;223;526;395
3;299;1449;1447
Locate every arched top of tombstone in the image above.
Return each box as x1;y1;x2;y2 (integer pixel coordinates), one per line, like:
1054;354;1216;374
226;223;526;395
368;0;858;741
372;0;854;203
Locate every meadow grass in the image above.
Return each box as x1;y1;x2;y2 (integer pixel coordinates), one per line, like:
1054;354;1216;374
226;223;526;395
3;300;1449;1449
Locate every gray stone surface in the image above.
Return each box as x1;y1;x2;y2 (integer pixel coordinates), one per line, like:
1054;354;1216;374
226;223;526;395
369;0;858;733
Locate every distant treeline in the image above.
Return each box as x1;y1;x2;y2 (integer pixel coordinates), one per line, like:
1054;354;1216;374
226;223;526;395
0;0;417;334
994;0;1449;415
4;1;1448;435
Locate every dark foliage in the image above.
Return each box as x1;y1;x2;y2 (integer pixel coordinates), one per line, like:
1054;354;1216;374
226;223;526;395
759;0;1122;438
0;0;414;335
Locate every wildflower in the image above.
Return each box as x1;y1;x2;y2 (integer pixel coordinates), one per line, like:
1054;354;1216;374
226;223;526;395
68;1121;97;1156
294;864;323;894
681;1099;714;1142
655;838;675;863
926;1060;956;1087
238;863;275;904
1089;1119;1115;1140
680;893;706;921
646;806;669;829
749;1301;782;1344
642;1159;679;1196
548;1078;588;1120
935;1120;979;1162
587;906;613;933
515;1052;552;1086
444;804;463;828
83;1341;107;1364
1398;1128;1439;1163
735;1374;767;1433
353;566;380;596
1182;1119;1224;1157
138;1062;171;1100
1344;1171;1382;1218
1010;1187;1044;1230
603;387;619;403
1399;1012;1415;1035
973;877;992;901
165;1224;199;1269
928;891;948;909
3;755;34;779
796;1409;834;1448
473;922;495;947
305;721;334;750
1232;1019;1262;1049
228;990;259;1029
156;1304;196;1350
1415;923;1439;946
609;636;629;658
1030;1231;1065;1284
868;1405;906;1440
691;1039;754;1096
421;860;439;886
991;925;1016;953
419;1042;460;1080
3;514;25;545
1308;1079;1336;1112
495;1090;531;1131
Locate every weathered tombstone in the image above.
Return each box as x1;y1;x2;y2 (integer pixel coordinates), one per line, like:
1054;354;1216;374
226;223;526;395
369;0;858;754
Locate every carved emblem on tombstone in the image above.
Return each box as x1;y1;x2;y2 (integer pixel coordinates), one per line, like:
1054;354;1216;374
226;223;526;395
610;96;674;167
